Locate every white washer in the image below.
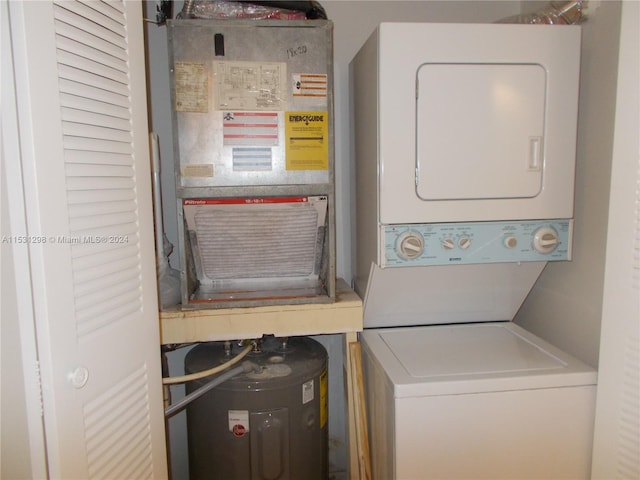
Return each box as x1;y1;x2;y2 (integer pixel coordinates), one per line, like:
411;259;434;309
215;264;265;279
351;23;596;479
360;322;596;479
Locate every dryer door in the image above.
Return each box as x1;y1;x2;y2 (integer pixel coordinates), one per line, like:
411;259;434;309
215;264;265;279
416;63;546;201
370;23;581;225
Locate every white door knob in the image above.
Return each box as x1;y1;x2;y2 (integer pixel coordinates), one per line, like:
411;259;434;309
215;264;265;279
69;366;89;389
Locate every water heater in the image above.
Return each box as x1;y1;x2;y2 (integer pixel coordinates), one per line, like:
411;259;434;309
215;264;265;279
185;336;328;480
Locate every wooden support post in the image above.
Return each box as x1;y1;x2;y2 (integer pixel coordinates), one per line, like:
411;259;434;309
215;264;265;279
348;339;371;480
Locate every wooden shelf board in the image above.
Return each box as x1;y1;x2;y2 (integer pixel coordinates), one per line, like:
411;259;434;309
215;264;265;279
159;278;362;344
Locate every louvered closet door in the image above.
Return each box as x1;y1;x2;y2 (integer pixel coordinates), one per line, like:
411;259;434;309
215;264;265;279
9;1;167;478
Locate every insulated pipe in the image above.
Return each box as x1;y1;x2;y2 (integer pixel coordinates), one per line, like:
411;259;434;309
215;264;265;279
164;362;254;418
162;341;256;385
150;133;164;263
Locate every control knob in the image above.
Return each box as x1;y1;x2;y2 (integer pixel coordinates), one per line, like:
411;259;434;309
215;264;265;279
504;236;518;249
441;238;455;250
397;232;424;260
458;237;472;250
533;227;559;254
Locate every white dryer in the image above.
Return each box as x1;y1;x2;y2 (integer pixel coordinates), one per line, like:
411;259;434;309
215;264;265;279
351;23;596;479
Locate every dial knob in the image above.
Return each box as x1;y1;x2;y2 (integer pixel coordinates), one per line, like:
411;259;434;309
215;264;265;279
458;237;472;250
442;238;455;250
397;232;424;260
533;227;559;254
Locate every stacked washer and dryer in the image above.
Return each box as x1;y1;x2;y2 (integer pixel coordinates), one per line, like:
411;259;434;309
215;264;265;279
351;23;596;479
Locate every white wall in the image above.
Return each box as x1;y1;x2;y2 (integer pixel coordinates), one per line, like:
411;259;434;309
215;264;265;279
514;0;622;368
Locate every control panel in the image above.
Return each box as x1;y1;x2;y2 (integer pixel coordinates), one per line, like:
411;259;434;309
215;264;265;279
382;220;572;267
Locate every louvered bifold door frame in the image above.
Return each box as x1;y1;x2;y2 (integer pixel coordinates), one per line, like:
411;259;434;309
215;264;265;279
8;1;167;478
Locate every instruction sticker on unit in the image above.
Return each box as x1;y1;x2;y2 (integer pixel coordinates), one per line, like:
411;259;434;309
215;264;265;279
174;62;208;113
292;73;328;106
214;61;287;111
223;111;279;146
181;164;214;178
285;111;328;170
232;147;273;171
228;410;249;437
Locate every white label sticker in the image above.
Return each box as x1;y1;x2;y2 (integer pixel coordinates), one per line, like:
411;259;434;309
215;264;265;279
174;62;208;113
214;61;287;111
228;410;249;437
302;379;314;405
292;73;328;105
223;111;279;147
181;164;214;178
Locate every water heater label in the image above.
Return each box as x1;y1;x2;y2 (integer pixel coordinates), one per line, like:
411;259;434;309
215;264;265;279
228;410;249;436
302;379;314;404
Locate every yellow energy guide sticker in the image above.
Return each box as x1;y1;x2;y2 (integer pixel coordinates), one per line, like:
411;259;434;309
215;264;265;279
285;111;328;170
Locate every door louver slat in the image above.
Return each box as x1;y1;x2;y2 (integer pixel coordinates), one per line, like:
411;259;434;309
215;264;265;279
56;34;128;73
83;365;153;479
59;79;130;108
69;212;137;232
58;64;129;96
67;198;136;217
62;107;132;131
72;255;139;283
67;188;135;206
63;123;132;143
65;150;133;167
75;288;141;328
74;268;139;299
54;2;127;42
54;17;127;62
78;0;126;17
57;49;128;84
63;138;134;156
61;93;130;120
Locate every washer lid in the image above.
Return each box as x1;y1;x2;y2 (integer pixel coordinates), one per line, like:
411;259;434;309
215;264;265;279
360;322;596;397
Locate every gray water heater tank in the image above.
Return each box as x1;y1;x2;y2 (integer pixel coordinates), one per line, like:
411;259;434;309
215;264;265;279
185;336;328;480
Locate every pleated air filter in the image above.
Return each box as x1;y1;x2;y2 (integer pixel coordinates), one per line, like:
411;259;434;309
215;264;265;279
183;196;328;295
194;206;319;280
